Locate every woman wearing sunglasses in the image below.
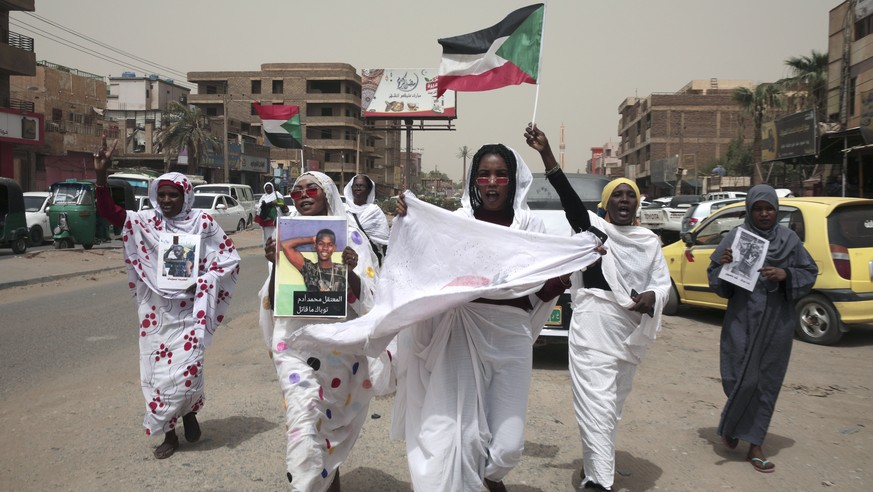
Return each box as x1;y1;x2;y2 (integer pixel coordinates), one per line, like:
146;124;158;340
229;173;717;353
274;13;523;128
258;171;392;492
393;144;570;492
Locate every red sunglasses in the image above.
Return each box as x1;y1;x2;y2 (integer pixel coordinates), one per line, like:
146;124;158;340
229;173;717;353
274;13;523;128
475;176;510;185
289;188;320;200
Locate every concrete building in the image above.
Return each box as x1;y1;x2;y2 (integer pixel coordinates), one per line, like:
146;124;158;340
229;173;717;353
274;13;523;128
188;63;402;193
823;1;873;198
10;60;107;190
1;0;38;182
618;79;756;197
588;141;621;177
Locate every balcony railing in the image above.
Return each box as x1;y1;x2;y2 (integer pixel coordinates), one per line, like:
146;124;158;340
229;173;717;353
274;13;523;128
7;31;35;52
45;120;105;137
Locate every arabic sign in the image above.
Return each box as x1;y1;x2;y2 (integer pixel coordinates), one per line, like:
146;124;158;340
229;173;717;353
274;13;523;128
761;109;817;162
361;68;457;119
0;107;44;145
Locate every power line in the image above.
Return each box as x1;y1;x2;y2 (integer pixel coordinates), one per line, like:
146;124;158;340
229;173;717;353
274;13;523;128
24;11;190;80
9;16;195;90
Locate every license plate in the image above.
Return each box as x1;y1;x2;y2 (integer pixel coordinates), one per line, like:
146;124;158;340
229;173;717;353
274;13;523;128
545;305;562;326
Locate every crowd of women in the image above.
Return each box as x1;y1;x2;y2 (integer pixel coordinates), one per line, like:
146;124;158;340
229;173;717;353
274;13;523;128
94;119;815;490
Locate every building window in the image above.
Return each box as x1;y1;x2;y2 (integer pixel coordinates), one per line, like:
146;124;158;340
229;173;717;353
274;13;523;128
251;80;261;94
251;103;259;116
206;85;218;94
325;152;333;162
850;77;857;116
856;15;873;40
206;107;218;117
52;108;63;121
321;107;333;116
272;80;283;94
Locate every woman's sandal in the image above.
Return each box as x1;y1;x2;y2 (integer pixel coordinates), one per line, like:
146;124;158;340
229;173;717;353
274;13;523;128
153;432;179;459
749;457;775;473
721;435;739;449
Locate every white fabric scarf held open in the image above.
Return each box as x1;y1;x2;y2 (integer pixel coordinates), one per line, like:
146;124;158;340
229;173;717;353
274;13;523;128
286;193;605;356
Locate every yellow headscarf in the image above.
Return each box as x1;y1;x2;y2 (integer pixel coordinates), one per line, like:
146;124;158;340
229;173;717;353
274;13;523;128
600;178;641;224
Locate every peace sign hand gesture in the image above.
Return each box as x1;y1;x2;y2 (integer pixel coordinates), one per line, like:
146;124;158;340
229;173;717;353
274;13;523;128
94;132;118;174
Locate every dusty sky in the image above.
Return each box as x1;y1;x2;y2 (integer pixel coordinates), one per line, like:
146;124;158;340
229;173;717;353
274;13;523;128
13;0;830;181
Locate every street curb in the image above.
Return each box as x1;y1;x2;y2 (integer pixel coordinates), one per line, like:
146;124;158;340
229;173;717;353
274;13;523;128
0;243;264;291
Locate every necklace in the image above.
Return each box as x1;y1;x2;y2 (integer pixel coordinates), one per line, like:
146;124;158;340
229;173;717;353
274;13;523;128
318;265;335;291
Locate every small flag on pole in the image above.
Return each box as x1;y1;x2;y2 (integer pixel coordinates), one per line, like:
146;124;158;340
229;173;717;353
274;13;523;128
253;103;303;149
436;3;544;98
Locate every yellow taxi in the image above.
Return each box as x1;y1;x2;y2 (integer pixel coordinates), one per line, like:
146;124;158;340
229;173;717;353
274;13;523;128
661;197;873;345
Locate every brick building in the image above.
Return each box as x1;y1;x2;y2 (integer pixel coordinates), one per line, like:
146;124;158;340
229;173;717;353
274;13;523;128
10;60;107;190
618;79;756;197
188;63;402;193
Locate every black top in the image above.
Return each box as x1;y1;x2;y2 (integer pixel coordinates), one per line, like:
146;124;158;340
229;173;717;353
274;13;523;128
546;169;610;291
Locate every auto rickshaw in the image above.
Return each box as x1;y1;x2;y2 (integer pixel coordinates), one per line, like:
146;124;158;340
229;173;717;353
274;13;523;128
0;177;31;254
47;178;135;249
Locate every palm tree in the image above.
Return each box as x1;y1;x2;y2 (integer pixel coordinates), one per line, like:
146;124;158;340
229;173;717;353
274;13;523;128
154;102;220;176
733;84;783;186
456;145;471;181
781;50;829;119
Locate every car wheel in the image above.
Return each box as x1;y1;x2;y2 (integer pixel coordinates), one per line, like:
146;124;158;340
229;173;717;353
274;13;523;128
662;283;679;316
12;236;27;254
795;294;843;345
30;225;44;245
237;219;246;232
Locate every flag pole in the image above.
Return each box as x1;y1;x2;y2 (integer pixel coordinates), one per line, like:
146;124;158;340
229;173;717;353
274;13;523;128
531;2;547;126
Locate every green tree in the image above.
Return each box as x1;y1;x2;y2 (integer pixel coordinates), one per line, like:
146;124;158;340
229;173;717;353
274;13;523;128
781;50;828;119
456;145;472;181
723;137;754;177
154;102;220;175
733;84;782;185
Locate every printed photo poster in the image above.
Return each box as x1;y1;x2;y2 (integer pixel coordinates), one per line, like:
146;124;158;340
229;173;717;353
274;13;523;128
274;216;348;318
156;232;200;290
718;227;769;292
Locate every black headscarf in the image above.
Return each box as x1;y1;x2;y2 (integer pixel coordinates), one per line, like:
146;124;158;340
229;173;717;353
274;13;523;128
742;184;795;265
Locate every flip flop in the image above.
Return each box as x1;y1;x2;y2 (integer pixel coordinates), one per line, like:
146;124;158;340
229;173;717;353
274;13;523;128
749;457;775;473
153;433;179;459
721;435;739;449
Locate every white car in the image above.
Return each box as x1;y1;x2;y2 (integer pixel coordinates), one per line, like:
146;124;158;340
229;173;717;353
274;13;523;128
136;196;153;211
679;197;745;234
23;191;52;244
191;193;248;233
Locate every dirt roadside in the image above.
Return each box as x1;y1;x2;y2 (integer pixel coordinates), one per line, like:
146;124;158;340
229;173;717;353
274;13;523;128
0;270;871;491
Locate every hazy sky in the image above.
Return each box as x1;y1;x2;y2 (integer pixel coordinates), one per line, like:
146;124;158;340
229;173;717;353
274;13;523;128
13;1;830;181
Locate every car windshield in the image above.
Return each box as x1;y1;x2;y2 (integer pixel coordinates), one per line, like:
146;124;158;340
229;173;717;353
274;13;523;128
23;195;46;212
192;195;216;209
51;183;92;205
196;186;228;194
526;173;610;210
828;204;873;248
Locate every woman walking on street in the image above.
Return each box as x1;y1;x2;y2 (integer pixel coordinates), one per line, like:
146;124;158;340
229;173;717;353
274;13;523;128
526;124;671;490
94;135;240;459
707;185;817;474
259;171;391;492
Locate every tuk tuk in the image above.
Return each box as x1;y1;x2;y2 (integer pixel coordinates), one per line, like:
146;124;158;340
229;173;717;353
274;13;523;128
0;177;30;254
47;178;135;249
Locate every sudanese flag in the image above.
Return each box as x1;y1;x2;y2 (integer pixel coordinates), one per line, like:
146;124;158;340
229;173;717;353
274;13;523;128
253;103;303;149
436;3;544;98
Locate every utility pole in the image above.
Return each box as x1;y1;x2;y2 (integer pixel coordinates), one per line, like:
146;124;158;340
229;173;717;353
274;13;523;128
223;89;230;183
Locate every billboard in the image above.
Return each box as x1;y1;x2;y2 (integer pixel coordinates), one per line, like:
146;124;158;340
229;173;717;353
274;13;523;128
761;109;817;162
0;107;44;145
361;69;457;119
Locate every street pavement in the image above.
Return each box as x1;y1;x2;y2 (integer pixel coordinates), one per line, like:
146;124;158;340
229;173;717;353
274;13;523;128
0;227;265;291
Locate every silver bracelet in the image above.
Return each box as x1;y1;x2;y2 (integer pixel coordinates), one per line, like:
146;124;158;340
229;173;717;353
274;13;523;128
544;166;561;176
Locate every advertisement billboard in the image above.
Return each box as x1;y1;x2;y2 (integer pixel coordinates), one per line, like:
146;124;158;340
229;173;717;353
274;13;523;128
0;107;44;145
361;69;457;119
775;109;817;161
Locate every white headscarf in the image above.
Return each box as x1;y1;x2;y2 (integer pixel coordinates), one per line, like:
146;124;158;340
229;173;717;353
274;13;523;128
459;145;535;230
259;182;281;206
343;173;390;246
343;174;376;210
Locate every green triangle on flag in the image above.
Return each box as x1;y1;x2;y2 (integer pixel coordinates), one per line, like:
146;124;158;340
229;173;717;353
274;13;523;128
495;4;543;81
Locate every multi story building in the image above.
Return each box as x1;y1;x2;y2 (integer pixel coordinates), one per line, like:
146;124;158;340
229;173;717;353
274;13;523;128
1;0;38;183
188;63;402;193
10;60;107;190
618;79;756;197
588;141;621;177
823;1;873;198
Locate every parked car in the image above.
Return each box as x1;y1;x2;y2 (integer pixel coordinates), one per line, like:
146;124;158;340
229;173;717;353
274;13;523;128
679;197;745;234
23;191;52;244
136;196;152;211
661;197;873;345
702;191;747;201
195;184;255;227
191;193;248;233
527;172;611;345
